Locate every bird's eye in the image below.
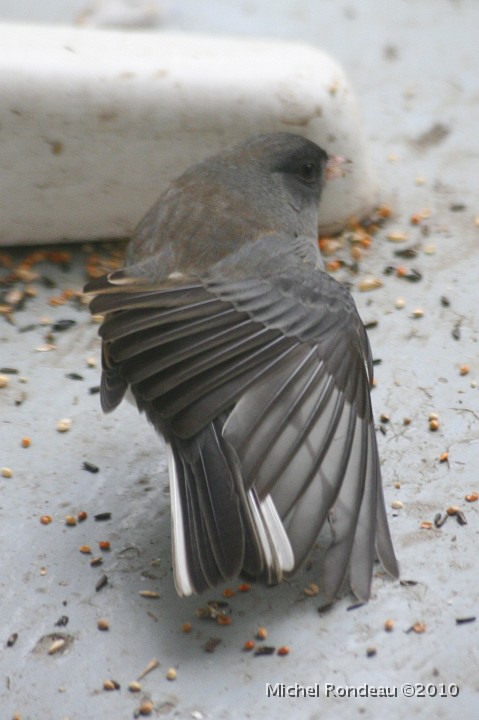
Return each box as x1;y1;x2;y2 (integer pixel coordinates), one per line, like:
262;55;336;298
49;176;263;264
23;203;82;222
297;162;318;183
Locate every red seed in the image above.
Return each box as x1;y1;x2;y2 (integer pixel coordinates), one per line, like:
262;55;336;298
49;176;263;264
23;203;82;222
326;259;341;273
216;614;232;626
465;492;479;503
377;205;393;219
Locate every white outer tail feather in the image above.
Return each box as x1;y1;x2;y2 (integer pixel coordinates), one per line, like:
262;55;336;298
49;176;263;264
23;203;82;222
167;443;194;597
256;494;295;574
167;442;294;595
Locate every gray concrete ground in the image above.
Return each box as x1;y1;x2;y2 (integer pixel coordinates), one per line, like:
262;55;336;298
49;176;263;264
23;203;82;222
1;1;478;719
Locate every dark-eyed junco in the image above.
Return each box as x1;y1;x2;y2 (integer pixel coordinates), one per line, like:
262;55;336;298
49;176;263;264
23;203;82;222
85;133;398;601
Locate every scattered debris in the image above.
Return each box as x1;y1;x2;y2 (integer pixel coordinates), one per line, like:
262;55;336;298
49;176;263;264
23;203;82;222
95;574;108;592
52;319;76;332
407;622;426;634
55;616;69;627
254;646;276;657
204;638;221;653
6;632;18;647
56;418;72;433
48;638;66;655
256;627;268;640
94;512;111;521
138;590;160;599
103;679;120;691
83;461;99;473
465;492;479;503
137;657;160;680
304;582;320;597
434;513;448;528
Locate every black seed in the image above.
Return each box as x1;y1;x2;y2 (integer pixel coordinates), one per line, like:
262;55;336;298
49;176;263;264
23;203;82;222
0;367;18;374
404;268;422;282
456;511;467;526
52;319;76;332
7;632;18;647
83;461;99;474
364;320;378;330
95;574;108;592
394;246;418;258
440;296;450;307
254;646;276;656
347;602;365;611
66;372;84;381
434;513;448;528
94;512;111;521
89;385;101;395
55;615;69;627
452;323;461;341
456;616;476;625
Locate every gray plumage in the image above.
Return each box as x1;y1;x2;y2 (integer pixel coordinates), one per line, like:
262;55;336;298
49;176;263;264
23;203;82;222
85;132;399;601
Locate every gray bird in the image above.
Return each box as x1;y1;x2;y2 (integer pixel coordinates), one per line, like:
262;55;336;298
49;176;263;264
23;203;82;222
85;132;399;602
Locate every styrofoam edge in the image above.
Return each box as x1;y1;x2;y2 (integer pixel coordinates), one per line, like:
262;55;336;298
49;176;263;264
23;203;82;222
0;24;377;245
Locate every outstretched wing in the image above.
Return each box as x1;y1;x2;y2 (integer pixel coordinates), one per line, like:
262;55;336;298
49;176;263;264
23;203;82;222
85;234;398;600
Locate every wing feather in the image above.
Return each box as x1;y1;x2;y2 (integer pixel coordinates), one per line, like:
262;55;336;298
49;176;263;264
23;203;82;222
87;238;398;598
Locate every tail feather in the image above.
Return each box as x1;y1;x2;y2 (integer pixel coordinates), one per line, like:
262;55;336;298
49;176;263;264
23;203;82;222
168;423;294;595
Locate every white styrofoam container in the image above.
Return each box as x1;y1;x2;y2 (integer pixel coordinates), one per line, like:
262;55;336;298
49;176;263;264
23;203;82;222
0;24;377;244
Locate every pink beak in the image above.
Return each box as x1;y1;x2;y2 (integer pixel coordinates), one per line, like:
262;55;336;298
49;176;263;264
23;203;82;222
325;155;352;180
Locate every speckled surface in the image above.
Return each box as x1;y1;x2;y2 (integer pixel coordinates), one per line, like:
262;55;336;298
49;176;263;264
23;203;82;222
1;1;479;719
